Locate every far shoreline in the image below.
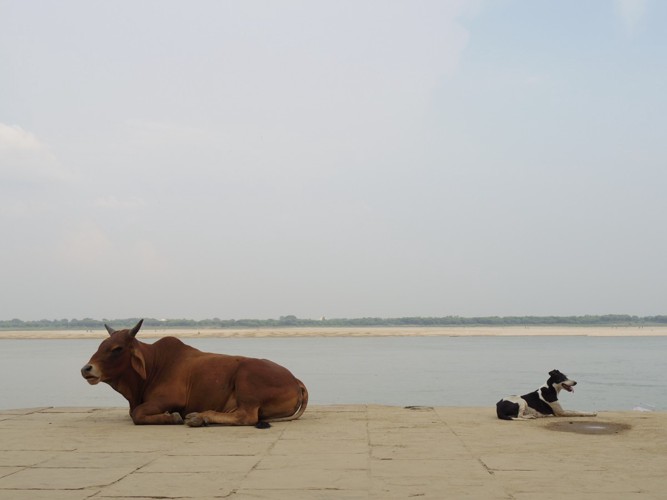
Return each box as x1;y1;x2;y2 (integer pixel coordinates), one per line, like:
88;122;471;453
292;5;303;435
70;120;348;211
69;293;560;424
1;325;667;339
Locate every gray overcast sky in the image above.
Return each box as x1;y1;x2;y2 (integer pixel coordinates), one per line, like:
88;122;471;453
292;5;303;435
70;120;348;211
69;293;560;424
1;0;666;321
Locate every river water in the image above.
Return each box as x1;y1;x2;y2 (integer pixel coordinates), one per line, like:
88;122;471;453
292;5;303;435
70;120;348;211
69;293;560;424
1;336;663;412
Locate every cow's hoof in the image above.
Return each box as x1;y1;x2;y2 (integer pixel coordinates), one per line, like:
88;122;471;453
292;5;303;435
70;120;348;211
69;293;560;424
171;412;184;424
185;413;207;427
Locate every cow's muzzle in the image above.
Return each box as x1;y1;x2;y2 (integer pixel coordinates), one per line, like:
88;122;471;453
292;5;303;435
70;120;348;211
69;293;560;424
81;364;102;385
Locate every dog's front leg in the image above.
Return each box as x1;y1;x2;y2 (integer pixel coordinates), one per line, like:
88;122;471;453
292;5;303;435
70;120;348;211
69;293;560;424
558;410;597;417
550;402;597;417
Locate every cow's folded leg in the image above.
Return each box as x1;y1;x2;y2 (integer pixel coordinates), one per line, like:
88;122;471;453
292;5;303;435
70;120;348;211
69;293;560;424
168;412;184;424
184;413;209;427
131;405;184;425
185;407;259;427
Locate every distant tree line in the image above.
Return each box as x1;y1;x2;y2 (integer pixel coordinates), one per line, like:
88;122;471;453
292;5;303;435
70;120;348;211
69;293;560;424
1;315;667;330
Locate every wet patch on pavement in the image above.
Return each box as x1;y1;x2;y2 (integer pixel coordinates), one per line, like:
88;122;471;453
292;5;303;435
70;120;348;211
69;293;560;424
546;420;631;435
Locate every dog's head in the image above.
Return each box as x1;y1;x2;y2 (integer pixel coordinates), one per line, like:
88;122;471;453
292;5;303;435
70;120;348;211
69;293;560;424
548;369;577;393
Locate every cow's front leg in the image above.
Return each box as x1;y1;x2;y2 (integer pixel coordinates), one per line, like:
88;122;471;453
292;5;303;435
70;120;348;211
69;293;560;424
185;407;259;427
131;403;184;425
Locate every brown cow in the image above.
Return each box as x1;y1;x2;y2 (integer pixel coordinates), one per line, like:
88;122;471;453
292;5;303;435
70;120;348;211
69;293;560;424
81;319;308;427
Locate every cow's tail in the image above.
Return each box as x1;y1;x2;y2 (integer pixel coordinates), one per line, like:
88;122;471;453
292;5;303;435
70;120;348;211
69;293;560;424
265;379;309;424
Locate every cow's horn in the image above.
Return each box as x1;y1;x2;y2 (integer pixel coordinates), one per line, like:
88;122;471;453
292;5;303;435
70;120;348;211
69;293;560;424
104;324;116;336
130;319;144;337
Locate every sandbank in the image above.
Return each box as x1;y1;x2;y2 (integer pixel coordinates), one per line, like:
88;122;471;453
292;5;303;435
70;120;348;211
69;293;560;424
1;325;666;339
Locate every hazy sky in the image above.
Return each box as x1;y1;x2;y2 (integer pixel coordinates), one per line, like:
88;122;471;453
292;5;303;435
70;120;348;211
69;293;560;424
1;0;665;321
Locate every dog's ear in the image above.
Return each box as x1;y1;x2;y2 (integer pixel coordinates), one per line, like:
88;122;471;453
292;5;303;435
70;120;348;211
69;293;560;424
549;369;559;377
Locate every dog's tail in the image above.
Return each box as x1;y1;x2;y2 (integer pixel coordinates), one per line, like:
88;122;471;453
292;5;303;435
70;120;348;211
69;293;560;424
496;400;517;420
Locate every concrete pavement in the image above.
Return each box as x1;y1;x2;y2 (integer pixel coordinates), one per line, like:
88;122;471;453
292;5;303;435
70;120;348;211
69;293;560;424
0;405;665;499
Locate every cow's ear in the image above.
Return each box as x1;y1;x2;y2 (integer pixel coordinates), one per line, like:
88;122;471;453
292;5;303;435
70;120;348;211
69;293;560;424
130;319;144;338
104;324;116;336
131;349;147;380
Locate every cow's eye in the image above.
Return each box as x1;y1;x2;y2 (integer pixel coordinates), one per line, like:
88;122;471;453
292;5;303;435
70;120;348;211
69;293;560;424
111;346;124;355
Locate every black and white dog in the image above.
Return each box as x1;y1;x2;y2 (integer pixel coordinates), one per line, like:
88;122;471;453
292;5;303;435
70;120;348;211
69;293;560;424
496;369;597;420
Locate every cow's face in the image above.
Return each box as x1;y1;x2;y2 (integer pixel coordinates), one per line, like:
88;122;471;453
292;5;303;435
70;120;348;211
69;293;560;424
81;320;145;384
